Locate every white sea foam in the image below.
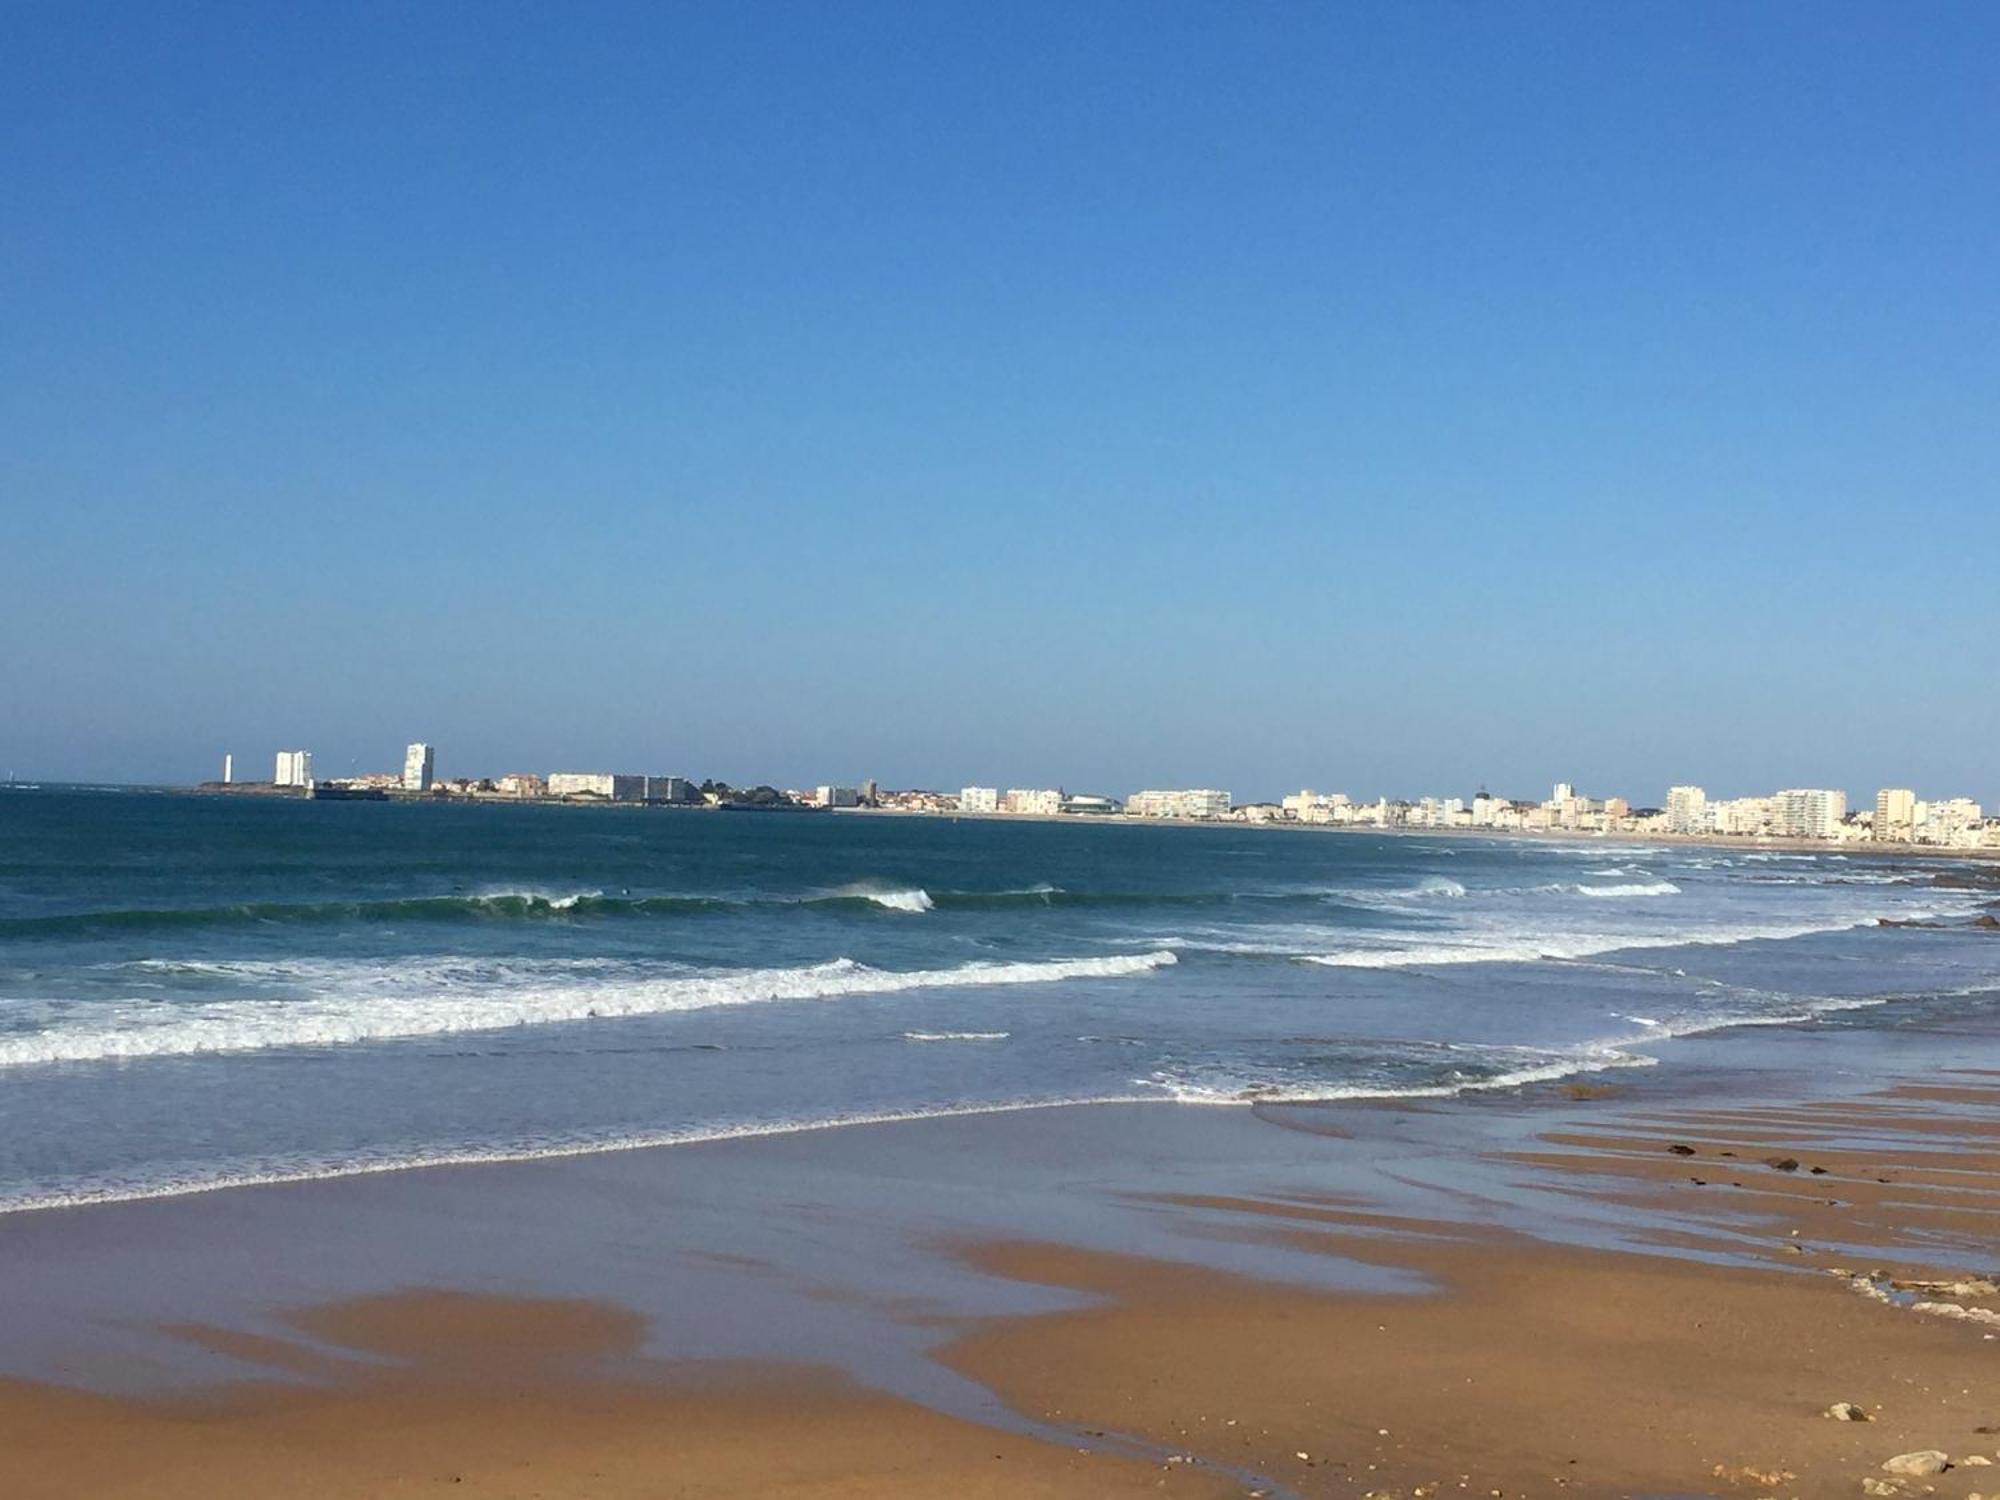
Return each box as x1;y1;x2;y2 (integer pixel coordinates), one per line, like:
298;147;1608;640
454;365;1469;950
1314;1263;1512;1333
0;951;1177;1066
1344;874;1467;906
1146;1045;1659;1106
472;887;602;910
862;888;934;913
1296;914;1881;969
902;1030;1010;1042
1570;880;1681;899
1410;875;1467;898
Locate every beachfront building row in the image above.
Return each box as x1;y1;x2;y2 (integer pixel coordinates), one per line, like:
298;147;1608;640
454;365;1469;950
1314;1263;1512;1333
1653;784;1989;847
1654;787;1851;841
950;787;1128;817
546;772;698;804
1874;788;1986;848
949;786;1235;820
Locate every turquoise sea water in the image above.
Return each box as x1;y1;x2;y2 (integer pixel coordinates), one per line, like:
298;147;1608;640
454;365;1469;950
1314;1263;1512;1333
1;787;1995;1213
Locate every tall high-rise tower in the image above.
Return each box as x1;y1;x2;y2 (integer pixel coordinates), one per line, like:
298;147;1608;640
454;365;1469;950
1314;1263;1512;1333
275;750;313;787
403;743;436;792
1875;788;1916;843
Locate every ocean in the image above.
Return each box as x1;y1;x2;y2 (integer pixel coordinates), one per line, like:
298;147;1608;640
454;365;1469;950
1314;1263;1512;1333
2;787;1995;1215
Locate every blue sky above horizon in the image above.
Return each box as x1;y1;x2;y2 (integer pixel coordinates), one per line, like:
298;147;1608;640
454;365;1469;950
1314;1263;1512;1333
3;2;1995;803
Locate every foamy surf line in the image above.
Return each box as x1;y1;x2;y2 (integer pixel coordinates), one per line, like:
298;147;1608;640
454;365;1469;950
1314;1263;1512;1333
0;1095;1153;1217
0;989;1918;1216
1150;1046;1662;1105
1291;910;1968;969
0;1038;1663;1217
0;951;1178;1066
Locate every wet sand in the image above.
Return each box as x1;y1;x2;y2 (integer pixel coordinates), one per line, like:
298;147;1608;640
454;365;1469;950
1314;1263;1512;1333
2;1290;1240;1499
4;1051;1998;1498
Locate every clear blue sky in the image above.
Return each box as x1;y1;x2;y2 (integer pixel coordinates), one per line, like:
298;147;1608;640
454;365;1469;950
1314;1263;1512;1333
3;2;1995;803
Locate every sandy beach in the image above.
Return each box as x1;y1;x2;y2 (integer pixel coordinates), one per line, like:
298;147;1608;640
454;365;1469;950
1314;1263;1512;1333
5;1012;1997;1500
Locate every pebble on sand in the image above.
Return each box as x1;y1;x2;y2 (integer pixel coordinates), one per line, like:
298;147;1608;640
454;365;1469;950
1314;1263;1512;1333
1879;1450;1950;1477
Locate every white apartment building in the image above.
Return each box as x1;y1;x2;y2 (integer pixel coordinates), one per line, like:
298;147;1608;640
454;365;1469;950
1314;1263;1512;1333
1002;788;1064;816
274;750;313;788
1915;797;1984;847
1875;788;1916;843
816;785;861;808
1710;796;1774;837
958;786;1000;814
1282;790;1350;824
1773;788;1848;840
1409;796;1469;829
1126;788;1232;820
1665;785;1708;835
402;742;435;792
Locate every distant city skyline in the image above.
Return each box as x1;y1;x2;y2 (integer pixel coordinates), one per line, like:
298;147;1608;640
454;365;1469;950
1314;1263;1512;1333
31;736;1989;821
64;748;1992;849
10;730;1998;813
3;5;1995;797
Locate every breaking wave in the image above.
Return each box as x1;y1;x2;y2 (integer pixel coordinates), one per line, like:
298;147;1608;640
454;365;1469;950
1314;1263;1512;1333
856;888;934;913
0;951;1178;1067
1568;880;1681;898
1295;914;1884;969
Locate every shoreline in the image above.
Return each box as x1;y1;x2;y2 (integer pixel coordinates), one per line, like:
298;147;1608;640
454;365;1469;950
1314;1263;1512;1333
9;904;1997;1221
4;1035;1998;1496
0;976;1956;1220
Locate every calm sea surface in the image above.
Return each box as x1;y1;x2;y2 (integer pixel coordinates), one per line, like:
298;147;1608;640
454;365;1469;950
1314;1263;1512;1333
2;788;1995;1213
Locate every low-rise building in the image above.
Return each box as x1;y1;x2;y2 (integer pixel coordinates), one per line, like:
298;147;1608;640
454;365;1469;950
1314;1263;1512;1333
1060;793;1121;815
548;772;648;802
876;788;956;814
1125;788;1232;820
1284;790;1350;824
1002;788;1064;816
